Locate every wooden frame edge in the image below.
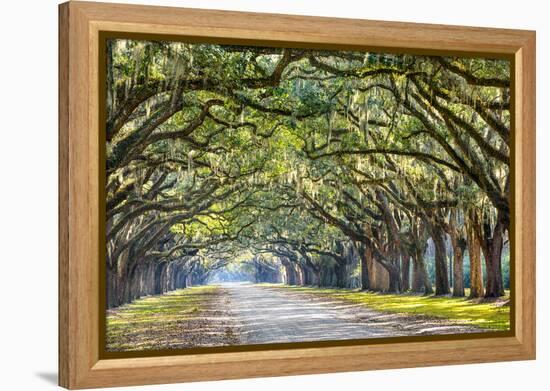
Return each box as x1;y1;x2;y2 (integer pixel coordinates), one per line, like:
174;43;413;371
59;2;70;388
515;31;536;358
79;338;530;389
59;1;536;389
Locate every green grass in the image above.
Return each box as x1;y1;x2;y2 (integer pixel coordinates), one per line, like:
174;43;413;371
263;284;510;331
106;285;217;351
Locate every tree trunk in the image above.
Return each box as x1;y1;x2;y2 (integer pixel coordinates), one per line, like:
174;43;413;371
360;245;371;290
387;266;401;293
467;210;484;298
368;256;389;291
431;225;450;295
296;264;305;285
282;259;297;285
285;265;293;285
448;246;453;288
335;263;346;288
483;241;505;297
106;268;120;308
449;210;466;297
411;248;433;294
352;240;371;290
480;211;506;297
314;268;321;287
401;255;410;292
301;265;310;285
452;245;465;297
410;219;432;294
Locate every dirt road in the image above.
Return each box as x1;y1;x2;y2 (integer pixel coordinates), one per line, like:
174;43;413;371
106;283;486;351
223;283;483;345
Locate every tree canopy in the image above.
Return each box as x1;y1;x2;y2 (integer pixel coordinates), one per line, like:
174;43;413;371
105;39;510;308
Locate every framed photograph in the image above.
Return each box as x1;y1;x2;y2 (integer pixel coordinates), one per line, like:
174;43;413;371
59;1;536;389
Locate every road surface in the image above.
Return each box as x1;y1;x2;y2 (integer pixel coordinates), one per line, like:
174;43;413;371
222;283;483;345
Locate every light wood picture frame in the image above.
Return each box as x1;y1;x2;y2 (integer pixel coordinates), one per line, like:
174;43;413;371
59;1;536;389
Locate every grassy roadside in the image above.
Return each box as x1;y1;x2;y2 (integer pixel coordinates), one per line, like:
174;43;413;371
106;285;219;351
263;284;510;331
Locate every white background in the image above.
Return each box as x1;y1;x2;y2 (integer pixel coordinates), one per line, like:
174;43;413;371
0;0;546;389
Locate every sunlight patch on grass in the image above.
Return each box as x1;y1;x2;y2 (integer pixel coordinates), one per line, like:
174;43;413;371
262;284;510;331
